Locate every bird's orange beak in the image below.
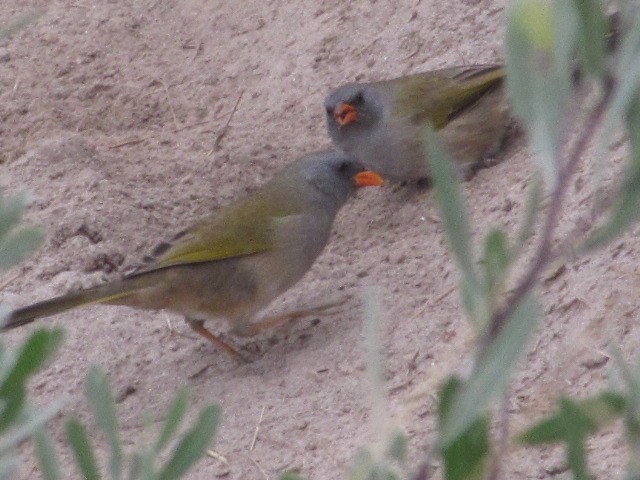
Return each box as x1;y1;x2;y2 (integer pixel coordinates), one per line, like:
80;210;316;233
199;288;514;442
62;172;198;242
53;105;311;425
333;103;358;126
354;171;384;187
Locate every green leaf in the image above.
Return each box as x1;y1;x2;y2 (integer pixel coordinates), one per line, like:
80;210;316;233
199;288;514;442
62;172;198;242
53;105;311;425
132;450;156;480
515;173;543;252
579;99;640;252
387;429;407;463
438;378;490;480
66;418;101;480
506;0;578;185
0;328;63;432
425;127;475;279
0;400;64;454
34;427;62;480
482;229;510;310
0;192;30;241
0;305;10;327
443;417;489;480
154;387;189;453
607;9;640;122
158;405;219;480
85;366;122;480
571;0;609;76
520;393;626;480
0;10;43;41
612;349;640;436
363;289;393;452
425;125;486;326
0;226;44;270
520;392;626;444
280;473;308;480
0;458;18;480
0;342;11;386
348;449;401;480
440;294;539;446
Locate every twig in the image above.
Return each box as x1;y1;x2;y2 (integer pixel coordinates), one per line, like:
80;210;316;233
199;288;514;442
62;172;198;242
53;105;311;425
480;81;614;358
213;90;244;151
173;119;210;133
192;41;203;62
429;285;456;306
250;456;270;480
0;271;20;291
249;405;265;451
206;449;229;464
108;117;226;150
159;79;180;130
108;137;148;150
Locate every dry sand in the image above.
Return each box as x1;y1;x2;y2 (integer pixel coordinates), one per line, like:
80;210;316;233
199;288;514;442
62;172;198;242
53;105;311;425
1;1;637;478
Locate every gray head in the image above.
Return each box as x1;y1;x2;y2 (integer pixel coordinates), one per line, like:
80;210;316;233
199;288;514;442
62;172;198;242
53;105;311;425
281;150;383;212
324;83;385;144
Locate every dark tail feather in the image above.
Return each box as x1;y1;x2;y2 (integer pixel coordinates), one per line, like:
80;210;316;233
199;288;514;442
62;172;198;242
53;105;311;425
2;281;137;330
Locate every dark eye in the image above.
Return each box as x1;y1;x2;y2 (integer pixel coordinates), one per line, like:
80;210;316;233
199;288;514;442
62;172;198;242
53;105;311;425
337;160;351;173
325;105;334;115
352;92;364;104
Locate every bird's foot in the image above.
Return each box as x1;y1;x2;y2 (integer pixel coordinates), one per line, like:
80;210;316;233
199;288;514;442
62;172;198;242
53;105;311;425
185;318;249;362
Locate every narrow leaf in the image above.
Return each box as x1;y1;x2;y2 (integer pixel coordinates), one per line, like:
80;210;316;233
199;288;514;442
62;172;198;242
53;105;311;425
0;10;43;41
154;387;189;453
387;429;407;463
515;173;543;251
158;405;219;480
425;126;476;282
520;392;626;444
425;126;485;326
572;0;609;76
66;418;101;480
0;458;18;480
0;192;30;241
0;226;44;270
440;294;539;446
506;0;577;185
34;427;62;480
0;400;64;453
85;366;122;480
580;99;640;252
280;473;307;480
442;417;490;480
482;229;510;310
0;328;63;432
438;377;490;480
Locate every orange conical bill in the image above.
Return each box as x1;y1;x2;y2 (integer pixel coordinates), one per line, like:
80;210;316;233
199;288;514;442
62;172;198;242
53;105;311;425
354;171;384;187
334;103;358;126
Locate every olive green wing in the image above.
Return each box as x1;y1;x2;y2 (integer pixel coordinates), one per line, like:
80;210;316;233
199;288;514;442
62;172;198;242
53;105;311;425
387;64;505;130
126;194;298;277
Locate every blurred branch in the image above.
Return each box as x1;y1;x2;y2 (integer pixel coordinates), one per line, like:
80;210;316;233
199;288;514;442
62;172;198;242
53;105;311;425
480;80;614;358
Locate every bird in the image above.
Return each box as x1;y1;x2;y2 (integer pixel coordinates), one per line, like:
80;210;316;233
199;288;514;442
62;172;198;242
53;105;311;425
325;64;510;183
2;150;384;359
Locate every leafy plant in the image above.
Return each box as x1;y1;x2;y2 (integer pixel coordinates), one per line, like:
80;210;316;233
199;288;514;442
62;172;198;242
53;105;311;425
60;367;220;480
0;192;220;479
283;1;640;479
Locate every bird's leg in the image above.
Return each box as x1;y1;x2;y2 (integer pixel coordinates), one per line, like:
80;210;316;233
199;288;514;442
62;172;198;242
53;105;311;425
185;318;244;359
235;298;348;337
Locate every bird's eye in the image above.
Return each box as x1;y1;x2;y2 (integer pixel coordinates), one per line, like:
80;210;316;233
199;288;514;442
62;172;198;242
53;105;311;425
352;92;364;104
337;160;350;173
325;105;334;115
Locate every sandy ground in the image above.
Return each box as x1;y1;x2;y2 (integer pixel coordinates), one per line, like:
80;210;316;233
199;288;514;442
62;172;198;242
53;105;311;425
1;1;638;478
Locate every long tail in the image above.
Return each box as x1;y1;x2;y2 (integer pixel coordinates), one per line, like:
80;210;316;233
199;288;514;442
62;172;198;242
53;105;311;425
2;280;140;330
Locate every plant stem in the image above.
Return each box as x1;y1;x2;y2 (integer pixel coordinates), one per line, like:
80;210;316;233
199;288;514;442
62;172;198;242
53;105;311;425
479;81;614;359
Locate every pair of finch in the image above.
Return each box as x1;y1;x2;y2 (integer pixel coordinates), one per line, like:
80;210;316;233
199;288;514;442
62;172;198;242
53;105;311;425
2;61;521;358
